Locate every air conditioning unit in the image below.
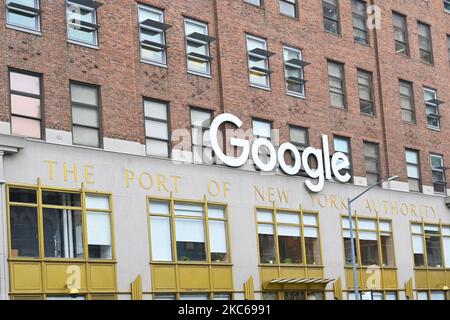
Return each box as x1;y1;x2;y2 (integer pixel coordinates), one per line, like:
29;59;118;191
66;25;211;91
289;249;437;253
445;196;450;209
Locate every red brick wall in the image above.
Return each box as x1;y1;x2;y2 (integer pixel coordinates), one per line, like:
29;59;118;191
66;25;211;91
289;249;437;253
0;0;449;187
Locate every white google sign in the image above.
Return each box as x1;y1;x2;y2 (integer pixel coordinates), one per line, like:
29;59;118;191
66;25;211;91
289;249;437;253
210;113;351;193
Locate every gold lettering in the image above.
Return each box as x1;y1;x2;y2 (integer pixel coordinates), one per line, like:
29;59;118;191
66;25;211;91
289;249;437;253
171;176;181;193
330;195;338;209
84;165;95;184
390;202;399;216
410;204;418;217
125;169;135;188
139;172;153;190
400;203;408;216
268;187;275;202
277;189;288;204
208;180;220;197
254;185;265;202
63;163;78;183
44;160;57;180
223;182;230;198
318;194;327;208
157;174;169;192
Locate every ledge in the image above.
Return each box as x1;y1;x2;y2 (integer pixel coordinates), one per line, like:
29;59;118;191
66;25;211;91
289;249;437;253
0;134;26;154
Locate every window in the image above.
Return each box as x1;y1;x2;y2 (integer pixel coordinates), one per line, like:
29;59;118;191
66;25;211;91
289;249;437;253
138;5;170;66
148;199;229;263
358;70;374;115
430;154;446;194
446;0;450;12
392;12;409;56
352;0;368;44
424;88;441;130
405;149;421;192
323;0;340;35
190;108;213;164
411;223;449;268
144;99;170;158
247;35;273;89
256;208;321;265
364;142;380;186
8;186;113;260
333;136;351;179
185;19;214;76
66;0;103;47
283;46;306;97
342;217;395;267
70;82;101;148
9;70;43;139
327;61;346;109
417;22;433;64
253;119;272;166
6;0;41;32
349;291;397;300
399;81;415;123
289;126;309;151
279;0;297;18
245;0;262;6
85;194;112;259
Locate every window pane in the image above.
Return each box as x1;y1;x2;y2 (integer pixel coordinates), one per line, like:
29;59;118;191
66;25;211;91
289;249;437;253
10;72;40;95
277;212;300;224
144;100;167;120
303;214;318;226
278;226;302;264
87;211;112;259
175;218;206;261
280;1;296;17
359;234;379;266
174;203;204;217
10;206;39;257
412;235;424;266
146;139;169;157
43;209;83;258
71;84;98;106
73;126;100;147
72;106;99;128
209;220;228;262
443;237;450;268
9;188;37;203
258;224;276;264
11;116;41;139
253;120;271;138
305;231;321;264
257;210;273;222
208;206;225;219
191;109;211;127
85;195;109;210
42;191;81;207
426;235;442;267
150;216;173;261
381;233;395;266
11;94;41;118
149;201;170;215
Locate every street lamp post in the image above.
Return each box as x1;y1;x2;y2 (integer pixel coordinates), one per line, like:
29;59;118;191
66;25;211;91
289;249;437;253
348;176;398;300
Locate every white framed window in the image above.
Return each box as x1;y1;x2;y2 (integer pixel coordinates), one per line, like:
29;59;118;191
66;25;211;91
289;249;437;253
86;194;112;259
327;61;346;109
138;4;170;66
144;99;170;158
245;0;263;6
393;12;409;56
333;136;352;179
283;46;306;97
430;154;446;194
66;0;103;47
279;0;297;18
6;0;41;33
399;80;415;123
247;35;273;89
184;18;214;76
424;88;441;130
445;0;450;13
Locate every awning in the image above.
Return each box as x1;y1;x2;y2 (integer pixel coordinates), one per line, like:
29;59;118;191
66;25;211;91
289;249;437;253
263;277;334;290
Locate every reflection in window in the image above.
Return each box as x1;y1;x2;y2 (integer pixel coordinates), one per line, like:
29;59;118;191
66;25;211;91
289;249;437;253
411;223;448;268
185;19;214;76
66;0;102;46
10;206;39;257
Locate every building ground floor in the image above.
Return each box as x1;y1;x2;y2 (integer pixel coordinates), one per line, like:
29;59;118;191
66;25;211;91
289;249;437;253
0;135;449;300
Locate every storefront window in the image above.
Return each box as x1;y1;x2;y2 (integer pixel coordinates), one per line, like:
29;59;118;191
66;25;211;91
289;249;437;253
148;199;230;263
256;208;321;265
7;186;114;260
342;217;394;267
